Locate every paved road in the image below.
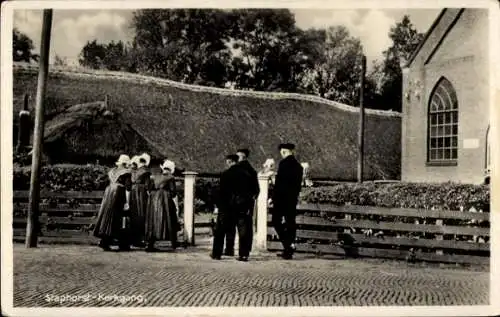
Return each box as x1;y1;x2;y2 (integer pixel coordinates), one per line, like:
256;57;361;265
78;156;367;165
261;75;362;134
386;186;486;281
12;242;489;307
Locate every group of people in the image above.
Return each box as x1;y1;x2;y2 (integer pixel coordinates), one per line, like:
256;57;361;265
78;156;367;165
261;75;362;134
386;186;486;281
211;143;304;261
210;148;259;262
93;142;305;261
93;153;180;252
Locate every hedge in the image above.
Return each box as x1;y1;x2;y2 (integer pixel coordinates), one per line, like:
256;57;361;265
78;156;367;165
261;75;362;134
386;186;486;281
14;165;490;214
300;182;490;212
13;164;218;213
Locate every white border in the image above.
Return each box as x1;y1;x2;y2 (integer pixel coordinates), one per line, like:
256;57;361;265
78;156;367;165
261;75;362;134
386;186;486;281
1;1;499;316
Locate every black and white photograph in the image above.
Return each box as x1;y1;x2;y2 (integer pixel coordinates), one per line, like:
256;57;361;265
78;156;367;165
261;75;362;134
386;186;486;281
1;0;498;316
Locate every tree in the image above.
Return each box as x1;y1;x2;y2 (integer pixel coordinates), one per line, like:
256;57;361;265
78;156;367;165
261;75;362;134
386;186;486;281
228;9;312;92
129;9;233;87
79;40;107;69
53;54;67;67
13;28;39;62
298;26;365;105
79;9;333;92
102;41;128;71
378;15;424;111
364;59;385;109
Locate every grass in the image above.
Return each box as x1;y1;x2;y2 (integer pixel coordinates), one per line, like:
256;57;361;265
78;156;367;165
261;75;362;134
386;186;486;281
13;64;402;180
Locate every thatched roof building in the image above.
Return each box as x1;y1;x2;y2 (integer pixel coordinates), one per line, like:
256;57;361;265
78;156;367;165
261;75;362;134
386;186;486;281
13;63;402;180
41;101;163;165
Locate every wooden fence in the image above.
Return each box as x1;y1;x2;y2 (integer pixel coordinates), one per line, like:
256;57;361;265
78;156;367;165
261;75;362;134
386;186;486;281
11;172;490;265
255;174;490;266
265;204;489;265
12;182;214;246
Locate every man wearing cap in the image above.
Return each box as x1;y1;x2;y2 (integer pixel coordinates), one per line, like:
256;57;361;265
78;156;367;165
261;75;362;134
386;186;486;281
271;143;303;259
211;154;252;261
227;148;260;260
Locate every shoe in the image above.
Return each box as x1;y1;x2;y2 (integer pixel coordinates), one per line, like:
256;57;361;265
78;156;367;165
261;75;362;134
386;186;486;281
145;246;159;252
277;251;293;260
282;253;293;260
98;241;111;251
237;256;248;262
210;253;221;260
171;242;179;251
224;250;234;256
119;245;131;251
133;241;146;248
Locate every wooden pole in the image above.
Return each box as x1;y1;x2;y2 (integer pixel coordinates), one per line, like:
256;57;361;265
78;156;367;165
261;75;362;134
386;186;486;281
357;55;367;183
25;9;53;248
23;94;29;111
16;94;30;153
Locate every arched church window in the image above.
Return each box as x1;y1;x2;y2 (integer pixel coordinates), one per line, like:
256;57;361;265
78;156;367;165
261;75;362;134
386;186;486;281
428;77;458;163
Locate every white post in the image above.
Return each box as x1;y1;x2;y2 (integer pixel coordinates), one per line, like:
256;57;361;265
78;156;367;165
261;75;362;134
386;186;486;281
255;173;271;250
435;219;444;255
183;171;197;246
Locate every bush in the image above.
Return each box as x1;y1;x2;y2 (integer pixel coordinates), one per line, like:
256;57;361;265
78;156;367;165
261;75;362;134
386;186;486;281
14;165;490;213
195;177;219;212
13;164;109;192
13;151;33;166
301;182;490;212
13;164;219;213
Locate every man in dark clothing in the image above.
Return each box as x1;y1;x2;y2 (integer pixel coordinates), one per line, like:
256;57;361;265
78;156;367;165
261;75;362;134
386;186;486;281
271;143;303;260
230;148;260;261
211;154;253;261
236;149;260;200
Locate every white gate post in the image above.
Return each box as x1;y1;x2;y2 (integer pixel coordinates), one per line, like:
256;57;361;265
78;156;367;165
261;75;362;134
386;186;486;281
183;171;197;245
255;173;271;250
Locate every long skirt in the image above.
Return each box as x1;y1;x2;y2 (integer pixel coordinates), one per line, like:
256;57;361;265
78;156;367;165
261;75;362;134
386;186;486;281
145;189;179;244
93;184;126;240
129;183;148;242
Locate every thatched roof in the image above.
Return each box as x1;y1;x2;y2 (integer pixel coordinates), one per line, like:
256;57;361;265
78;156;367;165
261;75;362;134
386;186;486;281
39;101;163;164
43;101;108;142
13;63;401;180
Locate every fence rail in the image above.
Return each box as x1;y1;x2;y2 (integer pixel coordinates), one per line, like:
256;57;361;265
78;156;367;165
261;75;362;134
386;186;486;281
12;188;213;246
265;203;490;265
12;172;491;266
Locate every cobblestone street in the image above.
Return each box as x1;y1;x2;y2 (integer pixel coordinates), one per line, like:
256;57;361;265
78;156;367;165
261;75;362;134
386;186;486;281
12;243;489;307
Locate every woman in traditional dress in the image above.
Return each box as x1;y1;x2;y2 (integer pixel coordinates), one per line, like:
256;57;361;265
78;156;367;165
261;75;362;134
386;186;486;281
144;159;179;252
129;153;152;247
93;154;132;251
116;154;131;169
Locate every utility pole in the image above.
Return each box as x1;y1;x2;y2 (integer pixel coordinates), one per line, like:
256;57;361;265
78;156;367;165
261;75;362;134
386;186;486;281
16;94;30;153
357;55;367;183
26;9;53;248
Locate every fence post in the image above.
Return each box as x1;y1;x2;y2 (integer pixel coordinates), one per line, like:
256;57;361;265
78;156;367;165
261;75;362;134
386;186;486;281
344;214;352;233
183;171;197;246
255;173;271;250
435;219;444;255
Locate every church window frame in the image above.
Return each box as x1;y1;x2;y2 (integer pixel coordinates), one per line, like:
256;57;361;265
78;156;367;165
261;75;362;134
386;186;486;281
427;77;459;165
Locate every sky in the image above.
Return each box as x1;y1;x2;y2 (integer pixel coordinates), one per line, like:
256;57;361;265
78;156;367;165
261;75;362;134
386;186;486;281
13;8;441;68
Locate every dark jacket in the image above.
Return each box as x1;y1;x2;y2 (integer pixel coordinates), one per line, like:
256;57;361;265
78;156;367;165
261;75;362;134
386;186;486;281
237;160;260;198
217;164;253;211
272;155;303;207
